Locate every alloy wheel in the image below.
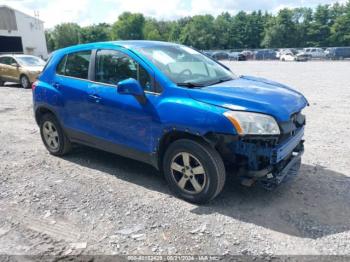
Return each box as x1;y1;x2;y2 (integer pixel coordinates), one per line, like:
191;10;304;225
21;76;29;88
42;121;60;151
170;152;207;194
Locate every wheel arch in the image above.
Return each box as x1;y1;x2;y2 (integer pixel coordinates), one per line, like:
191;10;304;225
156;130;220;170
35;106;59;125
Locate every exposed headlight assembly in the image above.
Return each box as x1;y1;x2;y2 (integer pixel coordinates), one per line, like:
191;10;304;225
224;111;280;135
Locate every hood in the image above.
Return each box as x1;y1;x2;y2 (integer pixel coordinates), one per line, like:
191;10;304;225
188;75;308;122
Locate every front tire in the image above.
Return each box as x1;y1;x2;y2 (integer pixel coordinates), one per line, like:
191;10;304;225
39;113;71;156
163;139;226;204
20;75;30;89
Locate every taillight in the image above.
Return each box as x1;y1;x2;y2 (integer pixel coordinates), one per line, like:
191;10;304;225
32;81;38;91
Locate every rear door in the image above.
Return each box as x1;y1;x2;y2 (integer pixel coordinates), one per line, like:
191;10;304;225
0;56;14;81
53;50;95;135
0;57;9;80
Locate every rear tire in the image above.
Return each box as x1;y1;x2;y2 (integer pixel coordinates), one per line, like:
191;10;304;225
20;75;30;89
39;113;72;156
163;139;226;204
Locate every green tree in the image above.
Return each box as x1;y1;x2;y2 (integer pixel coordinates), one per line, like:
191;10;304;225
143;19;162;40
330;1;350;46
292;7;313;47
111;12;145;40
180;15;216;49
214;12;232;49
45;2;350;52
230;11;249;48
243;11;266;49
307;5;332;46
262;9;297;48
45;30;55;52
49;23;81;49
80;23;111;43
168;17;191;43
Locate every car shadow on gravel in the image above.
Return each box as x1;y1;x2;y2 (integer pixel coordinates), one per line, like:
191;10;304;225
192;164;350;239
62;147;350;239
1;83;22;88
62;145;169;193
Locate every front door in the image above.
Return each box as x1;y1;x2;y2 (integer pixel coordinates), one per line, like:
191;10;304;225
88;49;159;154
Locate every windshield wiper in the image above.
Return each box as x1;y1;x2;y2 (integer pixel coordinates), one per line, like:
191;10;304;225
177;77;234;88
207;77;234;86
176;82;205;88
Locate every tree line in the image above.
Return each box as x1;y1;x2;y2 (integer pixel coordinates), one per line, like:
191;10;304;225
45;1;350;52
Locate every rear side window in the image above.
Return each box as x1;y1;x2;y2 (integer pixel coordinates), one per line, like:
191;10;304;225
0;57;12;65
95;49;153;92
56;51;91;79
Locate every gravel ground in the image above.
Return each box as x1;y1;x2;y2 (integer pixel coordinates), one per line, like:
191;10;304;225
0;61;349;258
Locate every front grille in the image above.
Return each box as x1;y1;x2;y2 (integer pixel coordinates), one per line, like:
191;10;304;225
279;112;305;142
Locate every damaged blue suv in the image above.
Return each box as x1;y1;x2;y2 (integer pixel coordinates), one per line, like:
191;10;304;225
33;41;307;203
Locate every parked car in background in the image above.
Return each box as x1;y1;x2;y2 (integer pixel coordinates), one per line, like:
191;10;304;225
202;50;213;57
241;50;254;60
0;55;45;88
280;49;308;62
33;41;307;203
211;51;229;60
302;48;326;59
254;49;277;60
228;52;246;61
325;47;350;60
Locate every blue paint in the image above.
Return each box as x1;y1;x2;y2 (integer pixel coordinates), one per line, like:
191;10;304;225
33;41;307;187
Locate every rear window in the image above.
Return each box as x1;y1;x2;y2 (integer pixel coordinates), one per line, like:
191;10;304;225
56;51;91;79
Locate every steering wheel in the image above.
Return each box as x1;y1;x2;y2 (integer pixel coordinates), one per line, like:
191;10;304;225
178;69;193;78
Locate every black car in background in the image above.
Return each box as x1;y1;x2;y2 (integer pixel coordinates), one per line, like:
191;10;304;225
228;52;246;61
241;50;254;60
254;49;277;60
325;47;350;60
211;51;229;60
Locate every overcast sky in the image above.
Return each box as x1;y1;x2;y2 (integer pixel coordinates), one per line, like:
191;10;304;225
0;0;347;28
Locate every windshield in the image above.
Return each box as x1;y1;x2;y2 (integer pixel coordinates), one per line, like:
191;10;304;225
135;45;236;87
16;56;45;67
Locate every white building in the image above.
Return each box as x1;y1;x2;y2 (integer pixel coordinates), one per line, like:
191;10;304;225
0;5;48;58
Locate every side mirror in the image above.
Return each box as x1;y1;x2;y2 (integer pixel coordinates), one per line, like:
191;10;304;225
117;78;146;104
11;63;19;68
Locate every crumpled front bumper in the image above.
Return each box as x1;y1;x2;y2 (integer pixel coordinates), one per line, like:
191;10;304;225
230;126;305;189
259;144;304;190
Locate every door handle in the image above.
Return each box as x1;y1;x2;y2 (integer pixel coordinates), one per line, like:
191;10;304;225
53;83;60;89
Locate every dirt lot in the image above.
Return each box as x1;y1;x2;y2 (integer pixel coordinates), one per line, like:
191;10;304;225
0;61;349;258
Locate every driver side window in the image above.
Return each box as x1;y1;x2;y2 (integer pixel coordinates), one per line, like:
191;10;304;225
95;50;153;92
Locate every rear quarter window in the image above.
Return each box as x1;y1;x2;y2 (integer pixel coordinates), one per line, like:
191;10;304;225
56;51;91;79
56;55;67;75
0;57;11;65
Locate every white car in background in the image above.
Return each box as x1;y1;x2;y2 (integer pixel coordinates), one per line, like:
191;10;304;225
280;49;308;62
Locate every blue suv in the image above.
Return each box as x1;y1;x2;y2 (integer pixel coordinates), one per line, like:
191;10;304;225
33;41;308;203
